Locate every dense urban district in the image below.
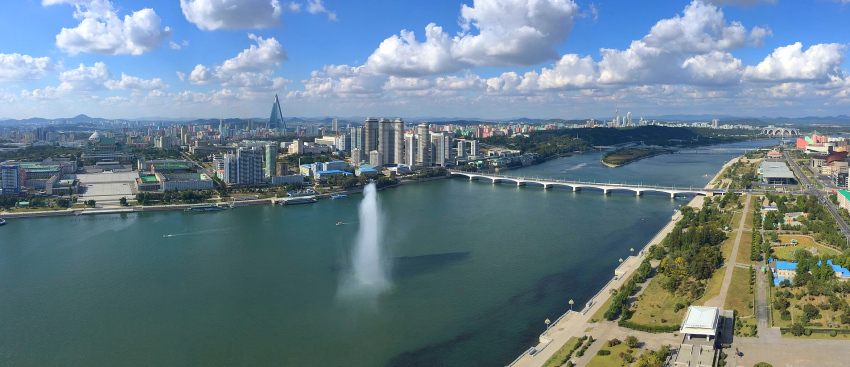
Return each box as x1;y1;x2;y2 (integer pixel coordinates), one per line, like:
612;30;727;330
4;96;850;367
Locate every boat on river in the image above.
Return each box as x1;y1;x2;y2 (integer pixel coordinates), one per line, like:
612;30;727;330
0;218;6;226
277;196;318;205
184;204;225;212
331;194;348;199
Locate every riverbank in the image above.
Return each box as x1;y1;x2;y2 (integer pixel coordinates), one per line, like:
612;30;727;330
509;155;740;367
0;175;451;220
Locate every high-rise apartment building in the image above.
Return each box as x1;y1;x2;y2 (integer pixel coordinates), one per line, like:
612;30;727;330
1;165;21;194
416;123;431;167
222;147;263;185
265;143;278;178
364;118;378;153
331;119;339;134
431;132;452;167
351;127;365;151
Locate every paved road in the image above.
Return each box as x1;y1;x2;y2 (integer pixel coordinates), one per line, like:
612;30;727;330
784;150;850;245
704;194;751;308
756;269;768;335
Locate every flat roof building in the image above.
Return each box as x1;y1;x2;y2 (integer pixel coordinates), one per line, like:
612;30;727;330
758;161;796;185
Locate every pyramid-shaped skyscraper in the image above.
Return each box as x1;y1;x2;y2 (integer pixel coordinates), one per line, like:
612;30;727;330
269;94;285;132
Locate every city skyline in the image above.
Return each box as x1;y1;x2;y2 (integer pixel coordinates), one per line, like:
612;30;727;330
1;0;849;120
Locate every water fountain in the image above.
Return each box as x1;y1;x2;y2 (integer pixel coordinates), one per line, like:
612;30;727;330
340;182;390;297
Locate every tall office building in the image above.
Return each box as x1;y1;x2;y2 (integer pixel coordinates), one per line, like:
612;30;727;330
265;143;278;178
1;165;21;194
416;123;431;167
269;94;286;133
364;118;378;153
712;119;719;129
331;119;339;134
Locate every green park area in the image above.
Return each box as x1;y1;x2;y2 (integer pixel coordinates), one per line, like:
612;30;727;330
724;267;755;316
695;267;726;306
542;337;581;367
586;342;631;367
772;235;839;261
736;229;755;265
627;274;688;327
601;148;662;167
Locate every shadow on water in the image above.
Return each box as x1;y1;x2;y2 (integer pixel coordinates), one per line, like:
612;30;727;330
392;251;471;278
330;251;471;279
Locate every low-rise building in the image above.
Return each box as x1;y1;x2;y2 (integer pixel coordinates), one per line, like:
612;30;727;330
673;306;731;367
159;173;214;191
758;161;796;185
838;190;850;211
271;175;304;185
315;170;352;180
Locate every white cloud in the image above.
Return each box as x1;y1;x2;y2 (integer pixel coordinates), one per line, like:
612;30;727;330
104;73;167;90
682;51;743;85
169;40;190;50
181;34;289;93
743;42;847;82
707;0;776;7
383;76;432;91
221;34;288;72
363;0;580;77
22;62;167;100
0;53;55;83
305;0;337;21
180;0;283;31
46;0;172;55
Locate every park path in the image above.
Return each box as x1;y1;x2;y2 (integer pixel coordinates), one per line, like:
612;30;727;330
704;194;751;308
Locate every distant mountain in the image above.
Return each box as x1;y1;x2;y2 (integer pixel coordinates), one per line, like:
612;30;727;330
133;116;200;122
759;115;850;125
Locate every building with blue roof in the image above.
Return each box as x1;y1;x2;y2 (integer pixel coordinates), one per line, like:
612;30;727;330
315;170;352;180
768;259;850;285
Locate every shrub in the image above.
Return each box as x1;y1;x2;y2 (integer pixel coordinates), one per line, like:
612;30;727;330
564;362;573;367
754;363;773;367
831;330;838;337
596;350;611;356
606;338;621;347
625;335;639;348
790;322;805;336
804;328;812;336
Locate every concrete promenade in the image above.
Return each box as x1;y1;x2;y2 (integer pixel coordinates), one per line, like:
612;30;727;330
508;157;739;367
510;197;698;367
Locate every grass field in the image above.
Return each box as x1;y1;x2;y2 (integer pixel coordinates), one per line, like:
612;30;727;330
721;236;735;263
695;267;727;306
772;235;839;260
744;196;758;229
736;230;756;265
724;267;754;316
731;212;742;228
542;337;581;367
586;342;631;367
627;274;688;326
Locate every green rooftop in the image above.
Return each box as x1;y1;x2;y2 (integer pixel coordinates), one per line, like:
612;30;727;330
839;190;850;202
140;176;159;183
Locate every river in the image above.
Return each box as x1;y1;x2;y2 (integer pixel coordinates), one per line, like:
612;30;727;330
0;139;781;366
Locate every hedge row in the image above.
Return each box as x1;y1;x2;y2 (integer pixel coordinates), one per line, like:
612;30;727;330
617;320;681;333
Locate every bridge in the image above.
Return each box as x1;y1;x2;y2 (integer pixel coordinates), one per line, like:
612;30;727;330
448;171;714;198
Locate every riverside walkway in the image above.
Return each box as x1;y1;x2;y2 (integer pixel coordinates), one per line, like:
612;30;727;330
448;171;714;198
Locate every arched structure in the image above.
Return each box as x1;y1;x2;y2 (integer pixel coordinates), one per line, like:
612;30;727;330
761;127;800;136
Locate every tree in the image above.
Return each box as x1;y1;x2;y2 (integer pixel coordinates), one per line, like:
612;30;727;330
85;200;96;208
789;322;805;336
56;197;70;208
625;335;639;348
119;197;128;206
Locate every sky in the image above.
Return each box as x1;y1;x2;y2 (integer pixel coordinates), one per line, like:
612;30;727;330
0;0;849;120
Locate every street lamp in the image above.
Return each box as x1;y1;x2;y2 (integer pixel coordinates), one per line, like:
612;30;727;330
630;248;634;256
569;299;574;312
545;318;551;330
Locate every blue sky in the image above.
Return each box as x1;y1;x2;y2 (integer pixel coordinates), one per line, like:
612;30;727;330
0;0;849;120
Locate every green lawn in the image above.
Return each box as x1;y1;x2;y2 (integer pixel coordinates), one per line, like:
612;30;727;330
542;337;581;367
721;236;735;263
772;235;839;260
627;274;688;326
744;196;758;229
731;212;743;227
736;230;756;265
695;267;726;306
724;267;754;316
586;343;631;367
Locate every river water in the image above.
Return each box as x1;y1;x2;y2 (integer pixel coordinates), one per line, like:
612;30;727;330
0;139;780;366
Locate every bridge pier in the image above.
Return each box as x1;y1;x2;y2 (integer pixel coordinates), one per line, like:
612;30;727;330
469;176;477;181
573;187;580;192
603;189;611;195
517;182;525;187
635;191;643;196
670;192;676;198
492;179;500;184
543;184;551;189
